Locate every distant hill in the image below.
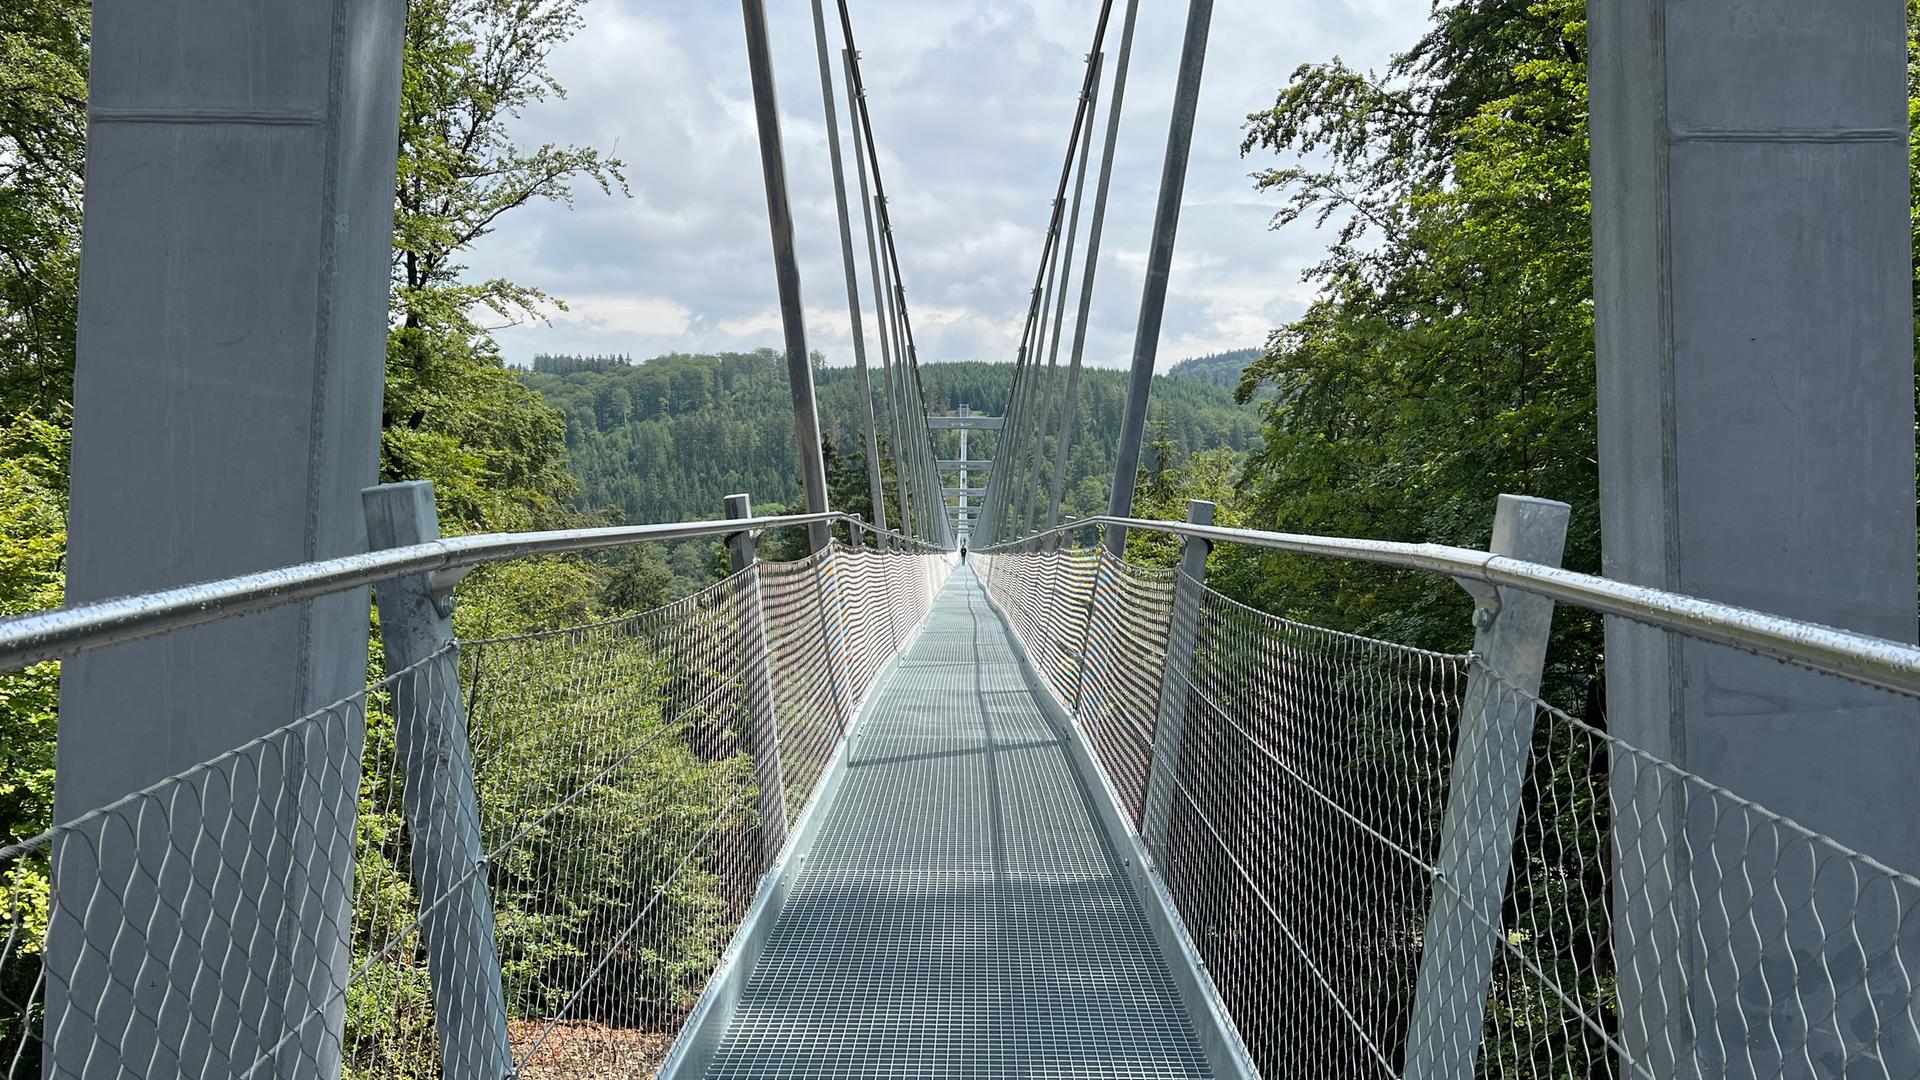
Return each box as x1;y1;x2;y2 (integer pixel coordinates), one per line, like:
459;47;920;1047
520;351;1261;528
1166;348;1260;391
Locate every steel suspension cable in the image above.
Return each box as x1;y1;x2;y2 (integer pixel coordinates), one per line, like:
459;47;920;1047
1104;0;1216;556
740;0;834;552
842;48;913;546
807;0;888;537
982;0;1116;545
836;4;947;545
1008;198;1067;535
1023;50;1105;537
1047;0;1142;536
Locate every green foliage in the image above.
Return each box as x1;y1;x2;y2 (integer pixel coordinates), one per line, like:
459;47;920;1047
0;414;65;844
0;0;86;417
0;412;64;1069
1164;348;1261;391
1235;0;1598;688
1122;443;1253;579
384;322;582;533
393;0;624;334
524;352;1264;530
1235;3;1606;1073
385;0;624;536
0;7;82;1066
476;684;750;1025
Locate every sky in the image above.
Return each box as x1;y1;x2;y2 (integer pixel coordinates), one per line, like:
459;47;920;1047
467;0;1430;372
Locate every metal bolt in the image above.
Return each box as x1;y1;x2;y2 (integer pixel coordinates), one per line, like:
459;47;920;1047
1473;607;1496;632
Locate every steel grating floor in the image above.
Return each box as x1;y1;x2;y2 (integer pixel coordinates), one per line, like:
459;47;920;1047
702;566;1213;1079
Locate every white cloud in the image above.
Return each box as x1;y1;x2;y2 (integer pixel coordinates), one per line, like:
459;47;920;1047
550;294;695;337
465;0;1431;371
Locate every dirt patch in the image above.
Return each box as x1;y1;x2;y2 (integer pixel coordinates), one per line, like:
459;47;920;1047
507;1019;675;1079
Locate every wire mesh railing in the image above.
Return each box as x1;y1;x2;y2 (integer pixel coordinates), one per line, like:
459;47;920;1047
0;522;953;1080
979;533;1920;1080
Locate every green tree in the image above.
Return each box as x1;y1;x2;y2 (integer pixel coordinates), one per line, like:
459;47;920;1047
385;0;625;533
1235;0;1597;680
522;352;1263;536
1233;4;1605;1075
0;411;66;1069
0;0;86;416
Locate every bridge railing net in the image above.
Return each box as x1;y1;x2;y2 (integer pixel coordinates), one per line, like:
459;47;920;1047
982;546;1920;1080
0;542;952;1080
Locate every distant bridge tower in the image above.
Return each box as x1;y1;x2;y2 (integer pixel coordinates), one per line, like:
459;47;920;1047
958;405;971;542
929;405;999;542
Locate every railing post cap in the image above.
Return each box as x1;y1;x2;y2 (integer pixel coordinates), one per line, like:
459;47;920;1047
362;480;442;549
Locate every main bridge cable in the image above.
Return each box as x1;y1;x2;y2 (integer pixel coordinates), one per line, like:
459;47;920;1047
837;3;950;547
992;2;1113;545
982;0;1117;545
838;18;931;543
843;21;943;546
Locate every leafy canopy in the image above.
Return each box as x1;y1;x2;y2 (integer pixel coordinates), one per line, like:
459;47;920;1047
386;0;625;535
0;0;86;416
1231;0;1598;683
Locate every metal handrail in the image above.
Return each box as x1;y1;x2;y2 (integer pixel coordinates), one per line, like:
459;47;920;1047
0;511;946;672
982;515;1920;699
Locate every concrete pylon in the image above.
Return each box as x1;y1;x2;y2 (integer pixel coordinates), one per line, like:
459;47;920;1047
1590;1;1917;1074
51;0;406;1075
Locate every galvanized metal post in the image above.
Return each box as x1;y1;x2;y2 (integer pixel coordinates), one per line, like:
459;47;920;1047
809;0;888;536
726;494;790;863
1104;0;1215;557
1139;500;1214;852
362;481;512;1080
740;0;831;554
1049;0;1138;536
1402;494;1570;1080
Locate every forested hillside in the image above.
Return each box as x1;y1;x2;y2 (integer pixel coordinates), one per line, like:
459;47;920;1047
1164;348;1259;389
522;352;1262;527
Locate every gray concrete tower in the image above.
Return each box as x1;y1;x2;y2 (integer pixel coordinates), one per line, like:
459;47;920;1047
1589;1;1917;1073
51;0;407;1074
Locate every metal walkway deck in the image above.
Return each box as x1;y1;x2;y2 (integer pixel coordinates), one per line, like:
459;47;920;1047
702;565;1214;1078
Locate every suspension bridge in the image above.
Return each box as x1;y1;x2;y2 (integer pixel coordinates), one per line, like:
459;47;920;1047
6;0;1920;1077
